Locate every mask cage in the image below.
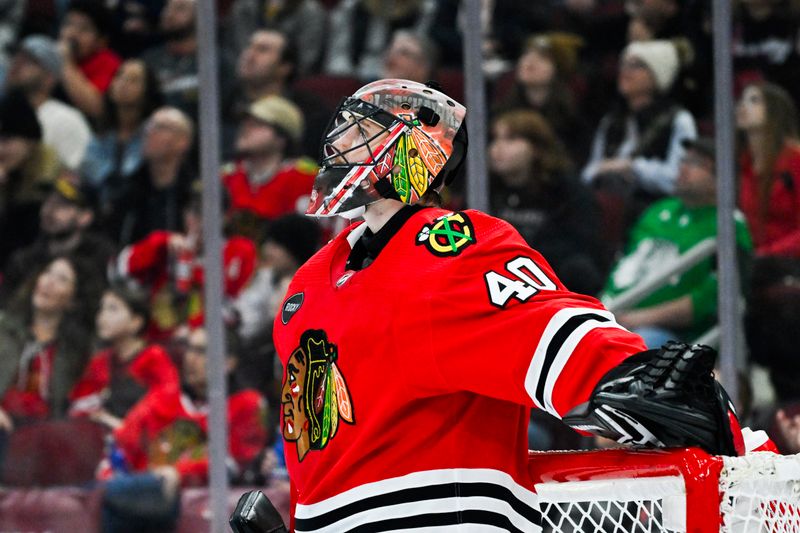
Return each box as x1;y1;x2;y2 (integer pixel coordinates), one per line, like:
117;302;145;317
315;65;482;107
320;98;409;168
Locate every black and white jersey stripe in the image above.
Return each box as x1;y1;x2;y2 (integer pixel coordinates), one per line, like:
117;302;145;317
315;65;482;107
524;308;627;418
293;468;542;532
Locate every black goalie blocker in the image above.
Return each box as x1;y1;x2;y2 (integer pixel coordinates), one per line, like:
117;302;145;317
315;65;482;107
230;490;287;533
563;342;740;456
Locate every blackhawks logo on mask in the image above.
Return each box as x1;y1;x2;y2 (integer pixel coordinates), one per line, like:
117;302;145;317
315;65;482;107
281;330;354;462
416;212;476;257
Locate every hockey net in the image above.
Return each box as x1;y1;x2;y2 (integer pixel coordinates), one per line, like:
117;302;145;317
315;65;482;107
528;448;800;532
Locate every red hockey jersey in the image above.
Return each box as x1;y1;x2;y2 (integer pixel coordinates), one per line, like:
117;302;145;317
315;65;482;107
69;344;180;418
110;387;268;484
273;208;647;531
222;159;317;220
115;231;256;339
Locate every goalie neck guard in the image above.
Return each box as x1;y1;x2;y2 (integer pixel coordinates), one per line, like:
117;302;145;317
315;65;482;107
306;79;467;218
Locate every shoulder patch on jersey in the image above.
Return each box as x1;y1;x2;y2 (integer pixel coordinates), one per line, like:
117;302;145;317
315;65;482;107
282;330;354;462
415;211;476;257
281;292;304;324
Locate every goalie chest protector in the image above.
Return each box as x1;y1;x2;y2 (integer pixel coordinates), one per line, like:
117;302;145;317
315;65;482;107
273;207;645;531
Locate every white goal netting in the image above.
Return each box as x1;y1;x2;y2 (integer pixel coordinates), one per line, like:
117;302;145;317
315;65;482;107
720;452;800;532
532;451;800;533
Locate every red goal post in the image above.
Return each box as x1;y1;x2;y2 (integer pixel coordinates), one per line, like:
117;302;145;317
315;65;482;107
528;448;800;532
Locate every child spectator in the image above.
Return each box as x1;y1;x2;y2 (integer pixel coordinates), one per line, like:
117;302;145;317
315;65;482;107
69;283;179;432
234;213;322;343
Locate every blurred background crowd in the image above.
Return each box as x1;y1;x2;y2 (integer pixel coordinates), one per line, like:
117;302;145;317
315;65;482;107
2;0;800;530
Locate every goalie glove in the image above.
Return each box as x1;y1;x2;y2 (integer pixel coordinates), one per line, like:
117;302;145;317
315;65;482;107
563;341;743;456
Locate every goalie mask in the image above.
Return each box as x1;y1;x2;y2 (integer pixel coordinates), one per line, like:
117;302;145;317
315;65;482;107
306;79;467;218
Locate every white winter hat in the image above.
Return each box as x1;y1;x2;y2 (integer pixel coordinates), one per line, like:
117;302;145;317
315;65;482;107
623;40;679;93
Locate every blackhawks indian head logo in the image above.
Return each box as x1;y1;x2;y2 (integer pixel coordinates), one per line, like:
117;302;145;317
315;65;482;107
282;330;354;462
416;211;476;257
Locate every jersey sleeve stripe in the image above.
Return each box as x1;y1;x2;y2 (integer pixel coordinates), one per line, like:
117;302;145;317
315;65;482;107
525;308;626;417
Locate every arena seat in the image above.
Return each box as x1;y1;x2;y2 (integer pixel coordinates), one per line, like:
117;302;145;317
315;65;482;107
0;482;291;532
1;419;106;487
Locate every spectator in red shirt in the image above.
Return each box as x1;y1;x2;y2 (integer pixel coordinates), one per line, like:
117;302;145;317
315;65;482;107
222;95;317;238
69;283;180;433
111;182;257;341
0;255;103;429
58;0;122;120
736;81;800;257
100;324;269;533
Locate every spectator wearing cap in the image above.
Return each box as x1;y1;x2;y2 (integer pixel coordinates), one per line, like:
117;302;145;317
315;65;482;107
222;95;316;234
600;136;753;348
226;28;329;159
0;90;61;268
494;32;590;166
6;34;93;170
1;170;115;306
58;0;122;120
106;106;195;245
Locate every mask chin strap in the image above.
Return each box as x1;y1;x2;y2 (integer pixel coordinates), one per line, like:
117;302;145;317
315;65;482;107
374;175;401;201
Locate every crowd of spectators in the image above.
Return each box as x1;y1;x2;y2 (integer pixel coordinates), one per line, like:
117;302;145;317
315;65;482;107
2;0;800;529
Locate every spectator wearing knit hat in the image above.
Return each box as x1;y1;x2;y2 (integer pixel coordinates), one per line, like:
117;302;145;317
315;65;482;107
222;95;317;239
6;34;93;170
0;90;61;268
58;0;122;120
581;39;697;251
